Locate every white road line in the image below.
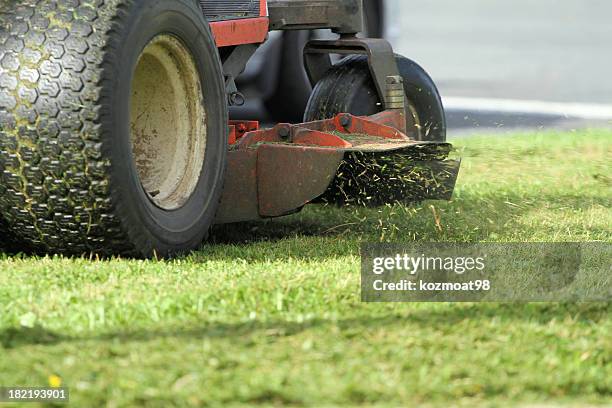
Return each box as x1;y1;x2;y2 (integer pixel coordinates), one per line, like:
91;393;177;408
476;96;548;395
443;97;612;121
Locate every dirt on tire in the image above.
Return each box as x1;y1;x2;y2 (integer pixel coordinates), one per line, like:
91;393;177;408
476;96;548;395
0;0;228;258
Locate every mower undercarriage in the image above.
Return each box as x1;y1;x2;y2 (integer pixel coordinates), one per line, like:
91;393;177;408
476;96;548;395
214;0;460;224
216;110;459;225
0;0;459;256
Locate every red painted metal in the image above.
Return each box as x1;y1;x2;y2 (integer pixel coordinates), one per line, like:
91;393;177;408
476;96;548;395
231;111;408;149
228;125;237;145
216;110;436;225
260;0;268;16
367;110;409;134
236;124;291;148
215;146;344;224
215;149;260;224
229;120;260;134
257;145;344;217
339;114;406;140
295;113;407;142
229;120;259;145
210;17;269;47
293;128;352;148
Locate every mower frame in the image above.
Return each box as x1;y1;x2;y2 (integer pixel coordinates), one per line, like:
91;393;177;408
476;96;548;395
203;0;457;224
209;0;402;114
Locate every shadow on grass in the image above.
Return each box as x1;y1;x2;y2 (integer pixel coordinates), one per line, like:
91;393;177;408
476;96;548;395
210;218;331;245
199;191;610;262
2;302;608;349
0;188;607;262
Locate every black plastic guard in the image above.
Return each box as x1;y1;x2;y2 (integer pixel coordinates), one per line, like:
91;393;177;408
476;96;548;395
200;0;261;21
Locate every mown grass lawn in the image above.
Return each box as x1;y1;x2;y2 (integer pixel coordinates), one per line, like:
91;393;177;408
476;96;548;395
0;130;610;407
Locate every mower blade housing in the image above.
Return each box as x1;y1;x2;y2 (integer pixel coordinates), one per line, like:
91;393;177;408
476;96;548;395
214;112;460;224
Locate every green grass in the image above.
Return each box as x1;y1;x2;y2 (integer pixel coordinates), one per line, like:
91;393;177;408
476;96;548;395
1;130;611;407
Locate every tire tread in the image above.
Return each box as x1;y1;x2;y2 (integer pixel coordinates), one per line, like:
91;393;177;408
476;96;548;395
0;0;137;256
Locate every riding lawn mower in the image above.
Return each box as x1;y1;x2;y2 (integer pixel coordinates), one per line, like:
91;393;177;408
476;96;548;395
0;0;460;257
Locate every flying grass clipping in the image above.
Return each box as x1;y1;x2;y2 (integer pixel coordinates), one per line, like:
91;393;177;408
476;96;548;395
321;142;461;206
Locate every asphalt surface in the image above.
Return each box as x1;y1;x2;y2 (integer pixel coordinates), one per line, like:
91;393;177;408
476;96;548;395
386;0;612;133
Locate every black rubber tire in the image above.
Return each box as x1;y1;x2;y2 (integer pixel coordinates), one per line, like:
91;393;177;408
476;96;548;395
0;215;22;254
304;55;446;142
0;0;228;258
264;0;385;123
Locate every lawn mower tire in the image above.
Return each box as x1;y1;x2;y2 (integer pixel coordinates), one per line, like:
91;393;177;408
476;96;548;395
263;0;386;123
0;214;20;253
304;55;446;142
304;54;454;206
0;0;228;257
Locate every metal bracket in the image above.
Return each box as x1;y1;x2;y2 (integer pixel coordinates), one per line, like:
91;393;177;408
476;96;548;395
268;0;364;34
303;36;401;109
222;44;260;106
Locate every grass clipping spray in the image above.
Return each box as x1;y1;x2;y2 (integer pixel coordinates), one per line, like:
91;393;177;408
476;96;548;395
320;143;460;206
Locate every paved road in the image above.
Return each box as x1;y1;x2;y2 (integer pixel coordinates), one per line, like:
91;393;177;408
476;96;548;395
385;0;612;132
